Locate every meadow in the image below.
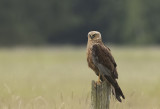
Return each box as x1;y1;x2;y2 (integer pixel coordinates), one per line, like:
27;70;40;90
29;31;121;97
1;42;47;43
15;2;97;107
0;46;160;109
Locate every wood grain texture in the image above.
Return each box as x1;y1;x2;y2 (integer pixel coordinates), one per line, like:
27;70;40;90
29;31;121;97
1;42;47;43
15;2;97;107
91;81;111;109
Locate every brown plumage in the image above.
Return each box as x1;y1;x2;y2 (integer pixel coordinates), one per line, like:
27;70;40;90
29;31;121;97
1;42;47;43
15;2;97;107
87;31;125;102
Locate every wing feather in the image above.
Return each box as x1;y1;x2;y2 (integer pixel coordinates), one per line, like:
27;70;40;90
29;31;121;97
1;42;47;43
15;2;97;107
92;44;118;79
91;43;125;102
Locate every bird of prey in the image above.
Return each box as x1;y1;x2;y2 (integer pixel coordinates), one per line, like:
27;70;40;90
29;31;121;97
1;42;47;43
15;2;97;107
87;31;125;102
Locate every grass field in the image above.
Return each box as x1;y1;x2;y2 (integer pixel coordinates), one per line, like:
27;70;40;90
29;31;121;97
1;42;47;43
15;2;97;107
0;46;160;109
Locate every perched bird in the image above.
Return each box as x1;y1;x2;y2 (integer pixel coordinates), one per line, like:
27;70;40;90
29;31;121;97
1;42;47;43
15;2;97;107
87;31;125;102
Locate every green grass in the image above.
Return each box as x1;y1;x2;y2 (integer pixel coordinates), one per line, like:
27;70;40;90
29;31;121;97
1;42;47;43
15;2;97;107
0;46;160;109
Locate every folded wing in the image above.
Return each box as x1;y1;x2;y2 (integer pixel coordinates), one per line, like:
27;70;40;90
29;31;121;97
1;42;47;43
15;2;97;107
91;44;125;102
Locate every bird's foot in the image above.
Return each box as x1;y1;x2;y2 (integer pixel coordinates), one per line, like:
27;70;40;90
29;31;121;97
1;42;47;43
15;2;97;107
96;73;101;85
96;80;101;85
94;72;101;86
93;80;101;88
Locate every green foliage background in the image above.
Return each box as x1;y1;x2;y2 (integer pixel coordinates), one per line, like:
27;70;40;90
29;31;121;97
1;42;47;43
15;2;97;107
0;0;160;45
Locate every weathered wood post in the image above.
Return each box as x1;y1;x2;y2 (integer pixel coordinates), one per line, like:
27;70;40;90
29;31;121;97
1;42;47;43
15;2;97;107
91;80;111;109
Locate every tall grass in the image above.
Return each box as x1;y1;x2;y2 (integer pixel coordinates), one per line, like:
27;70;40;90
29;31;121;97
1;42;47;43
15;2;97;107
0;46;160;109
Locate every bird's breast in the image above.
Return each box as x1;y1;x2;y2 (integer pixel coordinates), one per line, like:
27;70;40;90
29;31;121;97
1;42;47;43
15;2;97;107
87;45;99;74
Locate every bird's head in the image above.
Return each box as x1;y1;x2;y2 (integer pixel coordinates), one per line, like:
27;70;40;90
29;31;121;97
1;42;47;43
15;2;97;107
88;31;102;41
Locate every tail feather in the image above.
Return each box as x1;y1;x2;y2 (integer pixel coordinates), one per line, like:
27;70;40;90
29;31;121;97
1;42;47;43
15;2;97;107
114;85;125;102
104;75;125;102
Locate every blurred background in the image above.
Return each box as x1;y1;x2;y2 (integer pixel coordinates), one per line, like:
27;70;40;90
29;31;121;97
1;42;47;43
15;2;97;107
0;0;160;109
0;0;160;46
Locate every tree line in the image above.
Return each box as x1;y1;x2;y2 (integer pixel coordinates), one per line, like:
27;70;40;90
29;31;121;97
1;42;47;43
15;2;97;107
0;0;160;46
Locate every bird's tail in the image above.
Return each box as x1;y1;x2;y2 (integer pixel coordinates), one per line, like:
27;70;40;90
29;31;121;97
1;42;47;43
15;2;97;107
104;75;125;102
113;82;125;102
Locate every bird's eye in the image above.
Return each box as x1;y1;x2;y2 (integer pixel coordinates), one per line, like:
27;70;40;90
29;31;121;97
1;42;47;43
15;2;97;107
92;34;96;38
90;34;96;39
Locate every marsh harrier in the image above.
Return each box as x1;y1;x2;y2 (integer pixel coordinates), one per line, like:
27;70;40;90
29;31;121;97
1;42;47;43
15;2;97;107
87;31;125;102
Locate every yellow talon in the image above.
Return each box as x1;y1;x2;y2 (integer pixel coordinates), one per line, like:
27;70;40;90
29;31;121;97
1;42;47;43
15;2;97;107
96;72;101;85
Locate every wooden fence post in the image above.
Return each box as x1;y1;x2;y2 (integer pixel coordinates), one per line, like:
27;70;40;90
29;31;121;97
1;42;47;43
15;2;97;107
91;80;111;109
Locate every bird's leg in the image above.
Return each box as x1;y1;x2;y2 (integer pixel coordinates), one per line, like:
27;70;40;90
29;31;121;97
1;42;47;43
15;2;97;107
96;72;101;85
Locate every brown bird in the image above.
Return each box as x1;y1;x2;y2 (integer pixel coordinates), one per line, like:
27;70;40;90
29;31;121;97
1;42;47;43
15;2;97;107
87;31;125;102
